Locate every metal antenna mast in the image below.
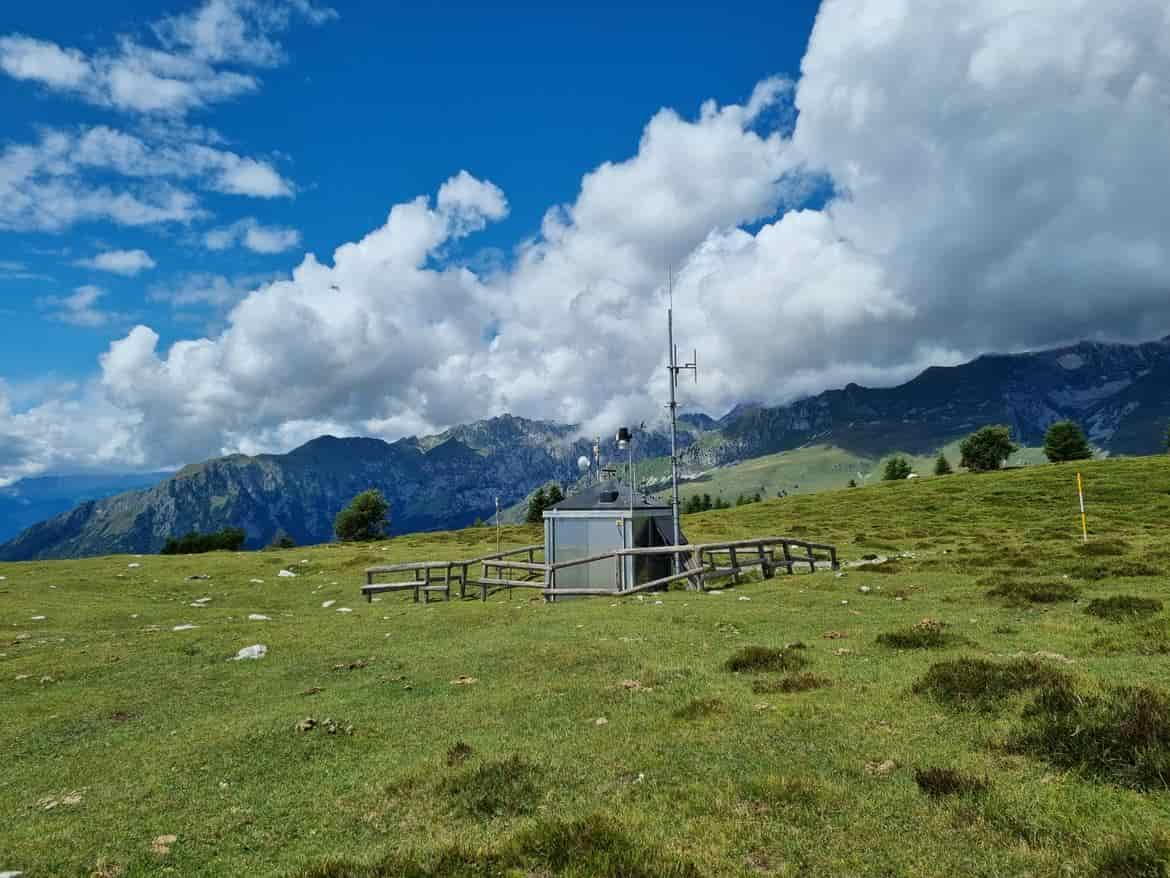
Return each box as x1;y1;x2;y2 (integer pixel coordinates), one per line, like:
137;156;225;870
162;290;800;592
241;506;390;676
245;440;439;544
666;268;697;574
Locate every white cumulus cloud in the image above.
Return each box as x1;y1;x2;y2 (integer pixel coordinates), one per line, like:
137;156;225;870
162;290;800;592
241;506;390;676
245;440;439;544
4;0;1170;483
75;249;157;276
0;0;336;115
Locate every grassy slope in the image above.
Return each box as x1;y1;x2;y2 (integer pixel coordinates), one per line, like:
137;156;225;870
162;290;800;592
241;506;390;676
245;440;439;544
656;442;1048;504
2;458;1170;876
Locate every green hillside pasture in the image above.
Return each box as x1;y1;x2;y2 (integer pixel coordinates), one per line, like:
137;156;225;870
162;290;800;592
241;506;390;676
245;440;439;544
2;458;1170;876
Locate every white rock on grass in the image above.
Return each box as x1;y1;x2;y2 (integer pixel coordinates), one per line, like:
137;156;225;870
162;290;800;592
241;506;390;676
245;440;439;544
31;616;46;621
172;624;198;632
230;644;267;661
249;579;264;584
321;600;336;609
247;614;271;621
738;596;752;601
336;607;353;614
128;563;141;569
278;570;297;578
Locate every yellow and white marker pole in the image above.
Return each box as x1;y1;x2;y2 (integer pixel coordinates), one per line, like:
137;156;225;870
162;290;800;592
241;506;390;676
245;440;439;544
1076;472;1088;543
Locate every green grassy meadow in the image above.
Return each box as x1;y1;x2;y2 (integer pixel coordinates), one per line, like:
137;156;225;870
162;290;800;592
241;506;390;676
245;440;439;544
649;442;1052;506
3;457;1170;876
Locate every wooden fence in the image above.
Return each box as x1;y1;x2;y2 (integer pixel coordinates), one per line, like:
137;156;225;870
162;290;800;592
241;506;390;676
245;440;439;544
362;536;838;603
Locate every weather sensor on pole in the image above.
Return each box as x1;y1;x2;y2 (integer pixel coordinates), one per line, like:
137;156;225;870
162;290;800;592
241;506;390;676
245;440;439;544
666;269;698;574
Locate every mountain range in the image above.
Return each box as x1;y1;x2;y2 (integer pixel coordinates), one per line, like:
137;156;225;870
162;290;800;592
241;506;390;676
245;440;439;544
2;336;1169;561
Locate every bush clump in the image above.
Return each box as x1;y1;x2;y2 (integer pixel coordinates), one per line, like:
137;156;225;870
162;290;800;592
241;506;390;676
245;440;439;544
296;814;702;878
1086;596;1164;622
1076;539;1131;557
443;754;542;818
876;619;958;650
912;657;1071;710
913;766;988;798
161;526;246;555
1093;834;1170;878
751;673;831;694
725;644;808;673
986;579;1080;605
1012;684;1170;790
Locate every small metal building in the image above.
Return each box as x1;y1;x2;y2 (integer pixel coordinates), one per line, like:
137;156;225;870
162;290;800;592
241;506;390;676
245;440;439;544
543;481;680;596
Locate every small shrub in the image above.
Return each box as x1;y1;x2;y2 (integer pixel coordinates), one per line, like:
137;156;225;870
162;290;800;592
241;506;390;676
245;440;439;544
1075;561;1159;580
725;644;808;673
913;766;987;798
1012;684;1170;789
445;740;473;767
1086;596;1163;622
987;580;1080;605
876;619;957;650
1077;539;1131;557
752;673;831;694
1093;834;1170;878
912;657;1071;709
444;754;541;817
160;526;246;555
673;697;728;720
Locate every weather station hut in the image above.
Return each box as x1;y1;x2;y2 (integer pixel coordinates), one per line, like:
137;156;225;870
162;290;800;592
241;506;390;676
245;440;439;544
542;428;685;597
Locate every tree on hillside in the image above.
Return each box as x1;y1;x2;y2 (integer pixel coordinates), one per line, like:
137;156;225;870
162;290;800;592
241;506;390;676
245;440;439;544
546;484;564;506
162;527;247;555
525;487;548;523
848;478;858;488
1165;422;1170;454
1044;420;1092;463
882;456;912;481
959;425;1018;472
701;493;713;511
334;489;390;542
934;453;953;476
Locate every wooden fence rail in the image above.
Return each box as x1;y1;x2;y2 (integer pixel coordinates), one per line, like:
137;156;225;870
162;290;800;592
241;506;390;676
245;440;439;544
361;536;837;604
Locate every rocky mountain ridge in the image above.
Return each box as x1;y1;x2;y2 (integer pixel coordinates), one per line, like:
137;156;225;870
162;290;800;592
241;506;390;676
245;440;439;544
2;336;1168;561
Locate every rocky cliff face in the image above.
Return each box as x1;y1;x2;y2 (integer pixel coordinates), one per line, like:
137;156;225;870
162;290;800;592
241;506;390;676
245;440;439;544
3;337;1168;561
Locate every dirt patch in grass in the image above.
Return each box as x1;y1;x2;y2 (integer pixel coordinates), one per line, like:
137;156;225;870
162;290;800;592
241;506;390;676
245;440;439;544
725;644;808;673
673;697;728;720
876;619;961;650
1011;683;1170;790
442;754;542;818
1085;596;1163;621
293;815;701;878
986;579;1080;605
751;673;831;694
866;561;903;574
913;766;988;798
912;657;1071;710
1093;834;1170;878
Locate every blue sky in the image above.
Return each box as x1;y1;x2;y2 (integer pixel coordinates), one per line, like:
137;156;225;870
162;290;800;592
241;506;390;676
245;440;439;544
2;0;1168;482
1;0;819;384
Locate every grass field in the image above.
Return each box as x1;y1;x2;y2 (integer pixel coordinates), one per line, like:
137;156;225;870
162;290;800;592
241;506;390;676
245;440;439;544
3;457;1170;876
651;442;1052;506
